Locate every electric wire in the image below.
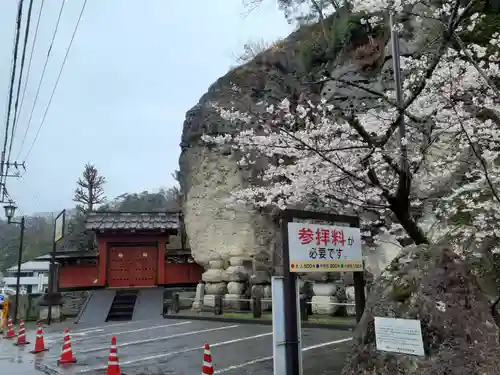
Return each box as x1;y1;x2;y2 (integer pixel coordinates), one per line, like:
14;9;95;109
23;0;88;163
6;0;35;179
19;174;42;205
1;0;24;181
17;0;66;162
3;17;18;153
14;0;46;161
0;8;19;210
3;188;25;217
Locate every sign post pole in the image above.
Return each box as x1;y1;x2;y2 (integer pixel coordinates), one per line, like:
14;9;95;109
47;209;65;325
280;210;366;375
281;216;300;375
272;276;286;375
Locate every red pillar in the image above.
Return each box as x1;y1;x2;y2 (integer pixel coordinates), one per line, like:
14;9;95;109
157;238;166;285
97;239;107;287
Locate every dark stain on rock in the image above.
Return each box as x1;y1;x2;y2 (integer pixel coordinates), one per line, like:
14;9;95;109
420;317;443;355
363;318;376;345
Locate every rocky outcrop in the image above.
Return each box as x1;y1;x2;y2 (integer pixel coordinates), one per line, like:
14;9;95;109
178;36;300;304
341;242;500;374
177;6;446;307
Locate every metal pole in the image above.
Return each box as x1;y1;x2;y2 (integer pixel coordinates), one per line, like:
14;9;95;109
47;209;65;325
351;216;366;323
390;12;408;177
13;216;24;324
353;271;366;323
281;217;300;375
47;232;57;326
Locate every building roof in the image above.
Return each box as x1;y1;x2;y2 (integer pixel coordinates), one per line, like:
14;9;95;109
7;261;50;272
85;211;180;232
36;251;97;261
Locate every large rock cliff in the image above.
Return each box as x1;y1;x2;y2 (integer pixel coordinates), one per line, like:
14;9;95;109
178;20;328;305
177;6;468;307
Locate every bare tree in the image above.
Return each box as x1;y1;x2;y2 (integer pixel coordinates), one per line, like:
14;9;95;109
235;38;278;65
73;163;106;213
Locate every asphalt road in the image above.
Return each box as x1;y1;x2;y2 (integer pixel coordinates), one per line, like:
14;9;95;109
0;319;353;375
0;328;46;375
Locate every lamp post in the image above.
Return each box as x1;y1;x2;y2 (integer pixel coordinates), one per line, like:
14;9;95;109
4;203;25;324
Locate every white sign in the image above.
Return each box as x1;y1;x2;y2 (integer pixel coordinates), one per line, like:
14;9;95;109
54;211;65;242
287;222;362;272
374;317;425;356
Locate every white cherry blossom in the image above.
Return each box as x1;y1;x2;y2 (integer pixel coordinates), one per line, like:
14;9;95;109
202;2;500;248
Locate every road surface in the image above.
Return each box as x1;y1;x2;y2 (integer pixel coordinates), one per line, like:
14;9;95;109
1;319;354;374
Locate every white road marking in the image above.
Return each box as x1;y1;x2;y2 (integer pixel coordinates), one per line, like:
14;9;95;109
77;331;271;373
46;319;191;340
72;329;105;337
302;337;352;351
76;327;108;333
73;319;163;332
72;321;192;342
214;337;353;373
45;328;105;340
80;324;241;353
215;356;273;373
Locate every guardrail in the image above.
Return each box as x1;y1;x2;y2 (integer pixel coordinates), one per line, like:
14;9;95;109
166;294;356;321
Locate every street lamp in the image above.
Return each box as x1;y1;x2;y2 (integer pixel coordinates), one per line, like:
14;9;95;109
4;204;16;223
4;203;25;324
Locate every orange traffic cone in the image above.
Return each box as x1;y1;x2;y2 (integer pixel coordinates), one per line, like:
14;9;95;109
14;320;29;346
30;323;48;353
57;329;77;365
106;336;124;375
202;343;214;375
5;318;16;339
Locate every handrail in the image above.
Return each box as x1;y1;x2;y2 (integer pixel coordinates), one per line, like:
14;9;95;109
74;291;93;324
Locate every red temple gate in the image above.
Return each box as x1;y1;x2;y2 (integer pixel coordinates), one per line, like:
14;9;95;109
54;211;202;291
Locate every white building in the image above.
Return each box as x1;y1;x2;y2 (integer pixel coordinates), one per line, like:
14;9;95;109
2;261;50;294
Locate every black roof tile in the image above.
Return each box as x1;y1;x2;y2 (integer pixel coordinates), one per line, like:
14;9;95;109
85;211;180;232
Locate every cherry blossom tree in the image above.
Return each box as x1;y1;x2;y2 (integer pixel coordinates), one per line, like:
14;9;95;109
204;1;500;248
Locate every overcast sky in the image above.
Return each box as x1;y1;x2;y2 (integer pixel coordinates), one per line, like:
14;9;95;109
0;0;293;216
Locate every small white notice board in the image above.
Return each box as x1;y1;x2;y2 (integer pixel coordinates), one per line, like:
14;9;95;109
374;317;425;356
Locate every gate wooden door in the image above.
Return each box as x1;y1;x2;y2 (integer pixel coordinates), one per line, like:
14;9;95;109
107;246;158;288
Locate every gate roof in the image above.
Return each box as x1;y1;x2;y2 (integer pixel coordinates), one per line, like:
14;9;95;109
85;211;180;233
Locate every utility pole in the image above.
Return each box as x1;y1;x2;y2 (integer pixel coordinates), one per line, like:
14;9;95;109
1;0;23;182
0;162;26;203
389;11;409;188
0;0;26;204
4;204;25;324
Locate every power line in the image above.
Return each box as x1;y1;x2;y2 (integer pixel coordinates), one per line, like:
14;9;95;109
1;1;24;177
1;0;24;202
3;188;25;217
16;0;66;162
7;0;35;177
19;174;41;206
23;0;88;163
3;15;18;149
14;0;46;161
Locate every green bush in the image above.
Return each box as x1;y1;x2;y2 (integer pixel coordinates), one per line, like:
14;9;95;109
297;11;378;73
